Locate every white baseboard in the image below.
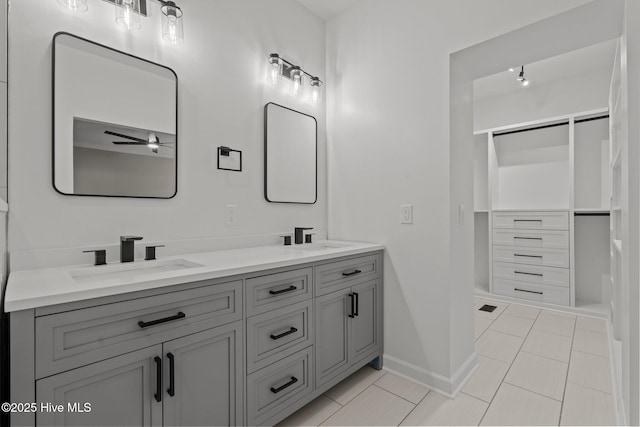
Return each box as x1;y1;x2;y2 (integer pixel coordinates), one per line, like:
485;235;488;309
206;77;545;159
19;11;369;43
383;352;478;397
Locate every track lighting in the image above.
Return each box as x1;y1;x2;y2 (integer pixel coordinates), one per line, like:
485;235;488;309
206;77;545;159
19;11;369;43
516;65;530;87
266;53;324;104
58;0;88;12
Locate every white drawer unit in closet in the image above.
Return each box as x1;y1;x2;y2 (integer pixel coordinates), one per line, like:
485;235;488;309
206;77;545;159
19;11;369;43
492;211;569;230
490;210;571;306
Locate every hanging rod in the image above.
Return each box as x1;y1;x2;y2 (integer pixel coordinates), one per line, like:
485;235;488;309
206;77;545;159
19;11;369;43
574;114;609;124
493;121;569;137
574;212;610;217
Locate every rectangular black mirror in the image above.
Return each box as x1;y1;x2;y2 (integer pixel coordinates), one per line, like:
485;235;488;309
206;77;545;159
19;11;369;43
53;32;178;198
264;103;317;204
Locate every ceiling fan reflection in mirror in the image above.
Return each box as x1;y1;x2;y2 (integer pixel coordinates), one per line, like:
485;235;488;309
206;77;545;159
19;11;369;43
106;130;175;153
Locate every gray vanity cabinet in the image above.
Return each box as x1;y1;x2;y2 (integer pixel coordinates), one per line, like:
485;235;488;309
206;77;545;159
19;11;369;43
162;321;243;427
35;321;242;427
36;345;162;427
315;280;382;388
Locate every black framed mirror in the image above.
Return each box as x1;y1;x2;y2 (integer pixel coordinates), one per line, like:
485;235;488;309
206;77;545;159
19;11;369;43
52;32;178;198
264;103;317;204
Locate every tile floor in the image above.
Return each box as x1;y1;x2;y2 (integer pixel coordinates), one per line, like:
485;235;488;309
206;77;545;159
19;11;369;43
277;297;617;426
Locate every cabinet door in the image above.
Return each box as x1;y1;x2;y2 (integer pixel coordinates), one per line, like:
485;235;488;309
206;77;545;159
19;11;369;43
315;288;351;387
36;346;162;427
350;280;381;363
162;321;242;427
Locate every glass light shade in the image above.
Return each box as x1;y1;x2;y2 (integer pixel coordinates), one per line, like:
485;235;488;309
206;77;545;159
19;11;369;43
522;79;530;87
290;67;303;95
115;0;142;30
161;2;184;44
309;77;323;104
57;0;88;12
267;54;282;85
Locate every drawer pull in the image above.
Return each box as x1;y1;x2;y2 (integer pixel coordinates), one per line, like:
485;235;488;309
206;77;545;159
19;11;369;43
138;312;186;328
270;327;298;340
154;356;162;403
270;376;298;394
514;219;543;223
342;269;362;277
515;271;543;277
514;237;543;240
515;288;543;295
269;285;297;295
514;254;543;259
167;353;175;397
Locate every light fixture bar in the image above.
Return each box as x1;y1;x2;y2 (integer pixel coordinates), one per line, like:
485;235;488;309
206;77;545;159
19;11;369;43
277;55;323;84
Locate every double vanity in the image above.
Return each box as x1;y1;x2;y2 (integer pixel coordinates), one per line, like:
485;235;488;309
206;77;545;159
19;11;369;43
6;240;384;426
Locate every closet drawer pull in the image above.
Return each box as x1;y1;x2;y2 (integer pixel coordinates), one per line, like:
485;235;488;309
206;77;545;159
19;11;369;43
514;219;543;223
269;285;297;295
342;269;362;277
270;376;298;394
514;237;543;240
138;312;186;328
514;271;543;277
514;254;543;259
270;327;298;340
514;288;543;295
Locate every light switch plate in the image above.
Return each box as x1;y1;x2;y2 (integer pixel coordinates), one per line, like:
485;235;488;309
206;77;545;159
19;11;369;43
401;205;413;224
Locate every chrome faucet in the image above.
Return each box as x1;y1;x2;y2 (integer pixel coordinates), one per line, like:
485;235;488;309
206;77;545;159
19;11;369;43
294;227;313;244
120;235;143;263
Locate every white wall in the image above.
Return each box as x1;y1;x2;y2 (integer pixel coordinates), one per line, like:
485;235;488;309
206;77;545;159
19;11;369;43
326;0;594;393
8;0;326;268
474;67;611;131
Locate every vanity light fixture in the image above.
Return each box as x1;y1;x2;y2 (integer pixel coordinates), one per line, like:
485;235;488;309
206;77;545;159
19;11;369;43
266;53;324;103
159;1;184;44
58;0;88;12
115;0;142;30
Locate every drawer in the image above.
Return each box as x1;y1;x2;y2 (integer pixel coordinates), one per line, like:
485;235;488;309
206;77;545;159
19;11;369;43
315;253;381;296
247;300;313;373
246;267;312;316
493;245;569;268
35;280;242;379
493;278;570;306
492;229;569;249
246;346;313;426
493;211;569;230
493;262;569;287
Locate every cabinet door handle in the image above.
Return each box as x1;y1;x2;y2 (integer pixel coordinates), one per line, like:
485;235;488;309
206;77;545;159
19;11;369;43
514;254;543;259
270;376;298;394
270;327;298;340
353;292;359;317
342;269;362;277
269;285;297;295
515;288;543;295
138;312;186;328
167;353;175;397
348;293;355;318
514;271;543;277
513;236;543;240
154;356;162;403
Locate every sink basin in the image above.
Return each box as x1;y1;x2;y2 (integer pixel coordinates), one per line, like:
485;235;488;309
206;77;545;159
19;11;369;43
292;242;351;252
70;259;204;284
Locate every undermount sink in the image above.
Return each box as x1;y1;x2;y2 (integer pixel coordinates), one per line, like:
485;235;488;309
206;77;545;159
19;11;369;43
292;242;351;252
70;259;204;284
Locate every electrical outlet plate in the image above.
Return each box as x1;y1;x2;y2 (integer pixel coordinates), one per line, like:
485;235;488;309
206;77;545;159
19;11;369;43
225;205;238;226
401;205;413;224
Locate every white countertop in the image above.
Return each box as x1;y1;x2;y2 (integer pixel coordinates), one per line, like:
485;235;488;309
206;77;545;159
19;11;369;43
4;240;383;312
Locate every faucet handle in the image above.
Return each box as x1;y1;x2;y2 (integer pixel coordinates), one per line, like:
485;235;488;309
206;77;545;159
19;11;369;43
280;235;292;246
83;249;107;266
121;235;143;242
145;245;165;261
